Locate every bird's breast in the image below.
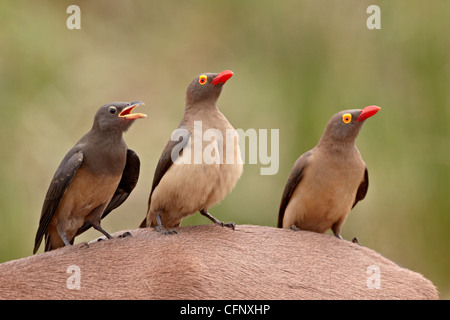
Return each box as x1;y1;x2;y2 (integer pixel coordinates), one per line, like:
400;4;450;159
150;116;243;221
52;166;122;233
283;153;365;232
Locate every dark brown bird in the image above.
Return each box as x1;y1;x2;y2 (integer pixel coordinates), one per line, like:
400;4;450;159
278;106;381;239
33;101;146;253
140;70;242;234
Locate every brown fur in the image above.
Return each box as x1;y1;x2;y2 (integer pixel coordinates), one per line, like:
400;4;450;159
0;225;438;299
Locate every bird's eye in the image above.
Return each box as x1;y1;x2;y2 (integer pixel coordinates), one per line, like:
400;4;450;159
199;75;208;85
109;106;117;115
342;113;352;124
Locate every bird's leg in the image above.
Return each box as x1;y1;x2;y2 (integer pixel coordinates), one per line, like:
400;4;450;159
200;209;236;230
85;204;118;241
59;233;72;247
155;213;178;235
91;220;131;240
57;226;72;247
91;223;113;240
332;221;343;240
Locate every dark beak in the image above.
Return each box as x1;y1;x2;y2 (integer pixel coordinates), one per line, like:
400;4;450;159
119;101;147;120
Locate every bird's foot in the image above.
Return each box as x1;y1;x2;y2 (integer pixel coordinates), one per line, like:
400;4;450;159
291;225;300;231
215;221;236;230
200;209;235;230
118;231;132;238
352;237;362;246
79;242;90;249
154;213;177;235
155;225;178;235
335;234;344;240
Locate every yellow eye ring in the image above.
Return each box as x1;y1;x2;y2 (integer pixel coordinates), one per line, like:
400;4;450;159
342;113;352;124
199;75;208;85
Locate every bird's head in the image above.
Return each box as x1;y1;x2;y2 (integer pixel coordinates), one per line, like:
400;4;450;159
185;70;234;106
321;105;381;143
93;101;147;132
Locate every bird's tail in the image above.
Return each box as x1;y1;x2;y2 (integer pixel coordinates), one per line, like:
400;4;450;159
138;218;147;228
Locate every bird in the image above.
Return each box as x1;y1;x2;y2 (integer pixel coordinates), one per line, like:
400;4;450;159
33;101;147;253
277;105;381;240
140;70;243;234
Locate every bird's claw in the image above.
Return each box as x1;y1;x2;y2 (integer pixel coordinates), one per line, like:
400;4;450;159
79;242;90;249
118;231;132;238
96;237;105;242
291;225;300;231
155;226;178;235
216;221;236;230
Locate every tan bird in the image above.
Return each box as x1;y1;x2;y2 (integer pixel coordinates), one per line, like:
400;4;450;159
140;70;243;233
278;106;381;240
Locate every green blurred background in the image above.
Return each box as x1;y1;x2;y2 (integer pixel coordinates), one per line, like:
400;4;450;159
0;1;448;298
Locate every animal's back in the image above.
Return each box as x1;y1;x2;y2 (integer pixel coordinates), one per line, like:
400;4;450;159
0;225;438;300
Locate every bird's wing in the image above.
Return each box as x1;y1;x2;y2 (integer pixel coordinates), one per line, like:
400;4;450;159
277;151;312;228
33;149;84;254
103;149;141;216
352;167;369;209
75;149;141;237
139;127;190;227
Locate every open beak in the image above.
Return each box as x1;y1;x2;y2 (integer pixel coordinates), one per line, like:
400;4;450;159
119;101;147;120
356;105;381;122
212;70;234;86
